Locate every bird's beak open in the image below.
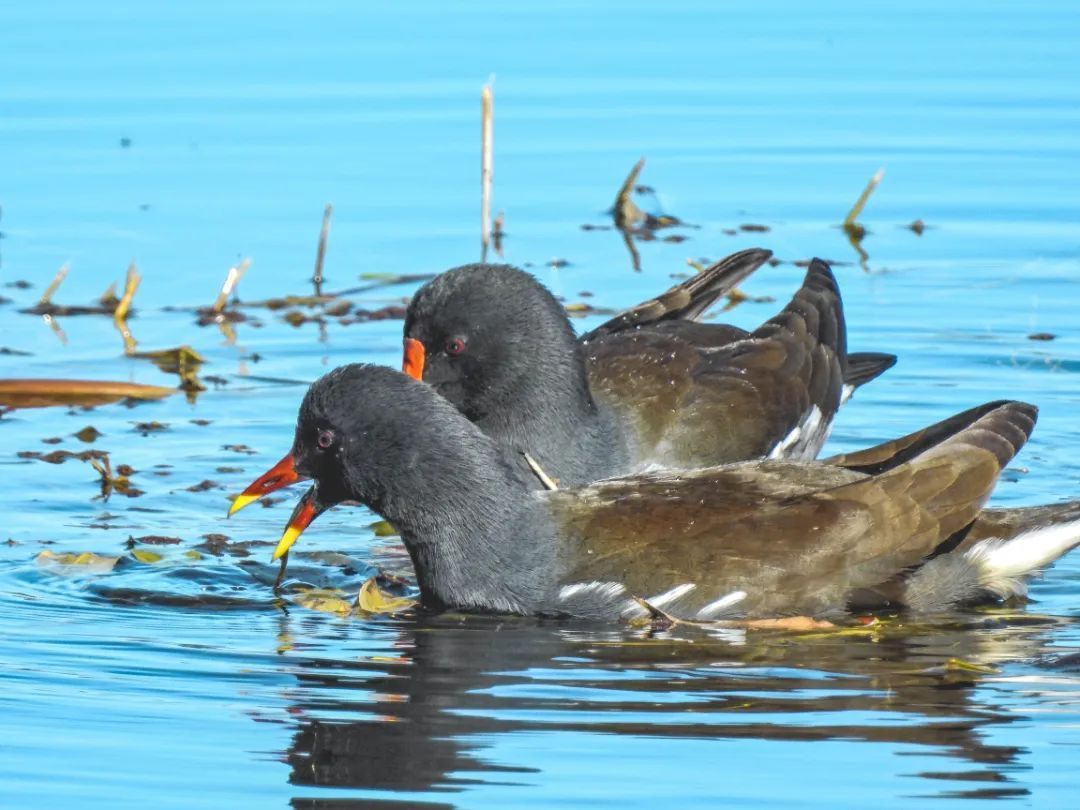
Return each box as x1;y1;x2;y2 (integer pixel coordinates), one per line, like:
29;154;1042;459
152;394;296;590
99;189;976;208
273;486;329;560
227;453;307;517
402;337;425;380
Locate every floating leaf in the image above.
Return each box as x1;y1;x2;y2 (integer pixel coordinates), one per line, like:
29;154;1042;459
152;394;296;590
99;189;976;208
0;379;176;409
183;550;203;560
944;657;1000;675
369;520;399;537
185;479;221;492
356;578;416;614
133;421;168;435
132;345;205;391
131;549;163;564
131;345;204;372
294;588;354;616
20;449;107;465
37;550;120;573
127;535;181;546
73;426;102;443
222;444;257;455
304;551;357;567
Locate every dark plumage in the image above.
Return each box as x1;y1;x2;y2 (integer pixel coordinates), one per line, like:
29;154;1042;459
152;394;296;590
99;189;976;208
403;250;895;487
260;364;1080;621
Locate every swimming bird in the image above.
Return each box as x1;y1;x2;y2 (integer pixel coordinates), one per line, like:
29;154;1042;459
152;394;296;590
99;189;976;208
249;364;1080;621
227;252;894;514
401;252;894;487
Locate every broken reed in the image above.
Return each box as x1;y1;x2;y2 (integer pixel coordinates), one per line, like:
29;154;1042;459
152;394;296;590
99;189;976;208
313;204;332;296
481;83;493;261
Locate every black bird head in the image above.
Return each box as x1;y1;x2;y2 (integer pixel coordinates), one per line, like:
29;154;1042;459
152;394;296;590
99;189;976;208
403;264;590;426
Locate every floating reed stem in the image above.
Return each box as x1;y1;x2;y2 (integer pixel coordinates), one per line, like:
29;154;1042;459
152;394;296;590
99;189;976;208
313;204;332;296
39;263;70;306
213;258;251;313
113;262;142;354
481;83;493;261
613;158;646;231
843;167;885;236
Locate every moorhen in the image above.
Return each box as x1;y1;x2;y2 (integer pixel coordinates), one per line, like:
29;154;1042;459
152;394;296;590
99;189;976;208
226;251;892;514
401;253;894;486
245;364;1080;621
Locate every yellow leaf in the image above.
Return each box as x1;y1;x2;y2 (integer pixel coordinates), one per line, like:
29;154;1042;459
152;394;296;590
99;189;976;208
368;520;399;537
944;657;1000;674
36;550;120;573
294;588;354;616
356;578;416;614
131;549;163;564
183;550;203;560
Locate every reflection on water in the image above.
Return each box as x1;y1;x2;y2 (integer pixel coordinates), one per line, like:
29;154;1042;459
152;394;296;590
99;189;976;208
275;611;1072;804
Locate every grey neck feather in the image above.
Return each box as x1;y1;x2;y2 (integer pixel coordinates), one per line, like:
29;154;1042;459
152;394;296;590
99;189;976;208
474;351;631;489
366;435;558;615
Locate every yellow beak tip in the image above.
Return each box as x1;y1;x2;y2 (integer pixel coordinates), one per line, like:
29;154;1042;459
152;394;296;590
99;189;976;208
227;494;258;517
272;529;301;561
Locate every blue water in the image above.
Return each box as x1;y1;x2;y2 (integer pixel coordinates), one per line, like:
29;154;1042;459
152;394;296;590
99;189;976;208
3;1;1080;807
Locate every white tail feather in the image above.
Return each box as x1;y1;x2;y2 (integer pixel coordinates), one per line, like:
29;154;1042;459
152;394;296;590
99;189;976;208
965;518;1080;598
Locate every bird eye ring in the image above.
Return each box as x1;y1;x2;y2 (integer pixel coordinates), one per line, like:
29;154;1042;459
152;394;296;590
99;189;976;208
445;337;466;356
317;429;335;449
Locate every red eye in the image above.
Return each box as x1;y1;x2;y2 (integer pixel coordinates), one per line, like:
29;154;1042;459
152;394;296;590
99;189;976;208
445;337;466;356
317;429;335;449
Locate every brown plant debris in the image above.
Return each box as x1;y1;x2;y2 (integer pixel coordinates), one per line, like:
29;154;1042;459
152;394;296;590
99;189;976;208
87;454;143;500
0;379;175;409
843;167;885;241
132;345;205;391
126;535;182;547
73;426;102;443
185;480;222;492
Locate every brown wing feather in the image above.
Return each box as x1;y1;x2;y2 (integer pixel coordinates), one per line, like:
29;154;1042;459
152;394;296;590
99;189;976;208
585;259;847;468
825;400;1031;475
549;401;1037;618
579;248;772;341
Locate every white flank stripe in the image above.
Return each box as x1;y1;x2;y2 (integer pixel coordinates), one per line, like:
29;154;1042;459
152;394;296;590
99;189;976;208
768;405;827;460
646;583;696;608
558;581;627;602
697;590;748;619
966;518;1080;597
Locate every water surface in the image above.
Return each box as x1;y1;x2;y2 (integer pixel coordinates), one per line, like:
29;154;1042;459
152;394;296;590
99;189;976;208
3;2;1080;807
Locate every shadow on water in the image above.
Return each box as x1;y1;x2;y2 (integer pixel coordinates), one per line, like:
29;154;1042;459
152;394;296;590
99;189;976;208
275;610;1072;805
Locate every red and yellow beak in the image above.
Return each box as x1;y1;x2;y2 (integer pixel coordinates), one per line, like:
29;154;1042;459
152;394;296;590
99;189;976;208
227;453;307;517
273;486;328;560
402;337;425;380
